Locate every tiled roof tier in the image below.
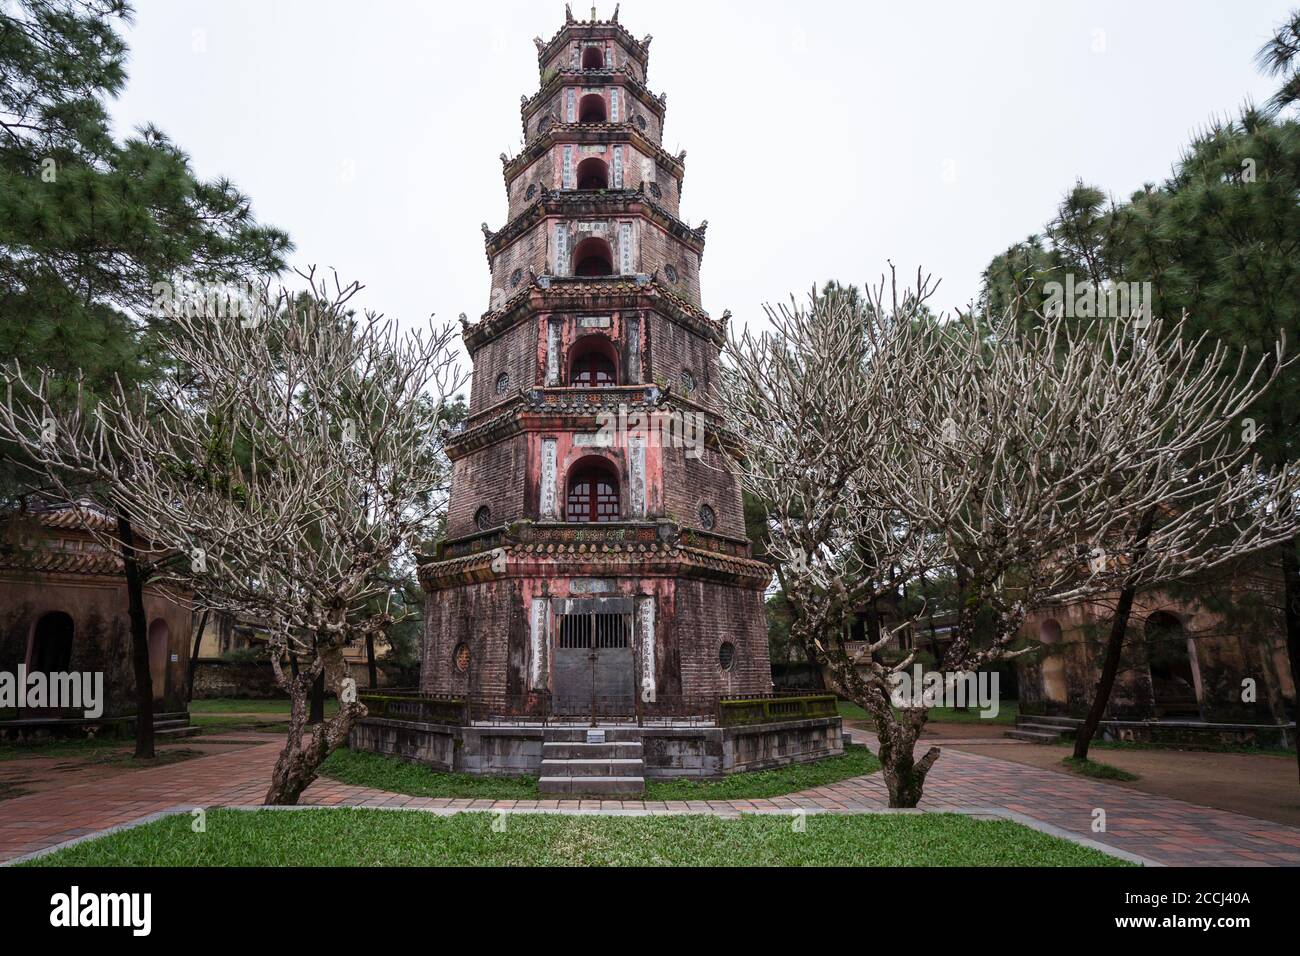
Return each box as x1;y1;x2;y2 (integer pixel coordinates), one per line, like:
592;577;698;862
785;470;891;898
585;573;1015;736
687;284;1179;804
484;186;706;263
463;274;724;352
444;387;729;460
536;8;650;75
502;122;684;186
0;548;122;576
419;524;771;591
521;67;665;134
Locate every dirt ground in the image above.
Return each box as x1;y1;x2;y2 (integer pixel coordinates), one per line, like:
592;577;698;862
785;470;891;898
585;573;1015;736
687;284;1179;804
922;721;1300;828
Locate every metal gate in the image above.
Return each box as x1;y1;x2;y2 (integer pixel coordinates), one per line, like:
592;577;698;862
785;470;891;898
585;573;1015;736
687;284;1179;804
552;598;635;719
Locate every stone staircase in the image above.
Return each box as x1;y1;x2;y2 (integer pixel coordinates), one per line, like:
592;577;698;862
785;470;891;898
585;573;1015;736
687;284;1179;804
152;710;201;740
1004;714;1077;744
538;726;645;797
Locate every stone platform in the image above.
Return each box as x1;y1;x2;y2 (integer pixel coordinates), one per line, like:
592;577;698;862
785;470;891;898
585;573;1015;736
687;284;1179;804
348;714;844;780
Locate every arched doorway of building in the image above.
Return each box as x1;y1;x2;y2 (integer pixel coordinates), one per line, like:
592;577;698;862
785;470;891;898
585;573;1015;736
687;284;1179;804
572;236;614;277
565;458;620;523
568;335;618;387
148;618;170;703
578;93;607;123
1143;611;1200;717
29;611;74;673
581;45;605;69
576;157;609;190
1038;618;1067;707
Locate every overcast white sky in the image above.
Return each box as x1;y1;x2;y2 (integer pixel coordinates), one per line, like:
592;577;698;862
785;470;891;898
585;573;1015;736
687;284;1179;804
111;0;1293;360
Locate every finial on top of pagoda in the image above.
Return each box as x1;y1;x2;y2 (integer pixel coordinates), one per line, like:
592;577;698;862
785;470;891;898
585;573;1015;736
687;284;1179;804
613;4;620;22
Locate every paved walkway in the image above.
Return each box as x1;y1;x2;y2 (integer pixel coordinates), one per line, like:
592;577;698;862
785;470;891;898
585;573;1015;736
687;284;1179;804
3;731;1299;865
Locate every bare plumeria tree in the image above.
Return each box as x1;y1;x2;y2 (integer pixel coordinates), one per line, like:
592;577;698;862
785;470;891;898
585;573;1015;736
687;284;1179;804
0;269;464;804
722;268;1300;807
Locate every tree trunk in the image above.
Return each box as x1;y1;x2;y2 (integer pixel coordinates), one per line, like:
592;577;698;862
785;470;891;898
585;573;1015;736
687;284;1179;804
875;716;942;808
263;648;365;805
365;632;378;689
1281;541;1300;786
1073;507;1157;762
114;513;155;760
185;608;209;704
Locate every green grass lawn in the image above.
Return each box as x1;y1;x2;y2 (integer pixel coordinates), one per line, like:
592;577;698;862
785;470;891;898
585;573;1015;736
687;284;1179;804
21;807;1131;867
837;700;1020;726
319;744;880;801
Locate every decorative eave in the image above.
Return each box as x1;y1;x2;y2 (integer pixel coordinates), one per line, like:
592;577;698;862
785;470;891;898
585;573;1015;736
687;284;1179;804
535;8;650;78
502;122;685;188
520;68;666;135
484;186;706;263
462;274;724;352
444;386;731;460
418;520;770;590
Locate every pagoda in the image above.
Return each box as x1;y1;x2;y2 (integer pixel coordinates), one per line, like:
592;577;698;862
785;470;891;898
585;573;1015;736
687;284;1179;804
418;5;773;720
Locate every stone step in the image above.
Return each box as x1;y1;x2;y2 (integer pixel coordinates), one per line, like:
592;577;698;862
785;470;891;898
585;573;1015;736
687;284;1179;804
153;718;191;730
538;775;645;796
1004;729;1062;743
1017;715;1079;729
540;758;645;778
543;741;643;760
542;727;643;743
1016;722;1071;736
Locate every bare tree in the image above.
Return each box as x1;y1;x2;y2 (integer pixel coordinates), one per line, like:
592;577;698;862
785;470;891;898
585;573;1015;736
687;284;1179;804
722;268;1300;807
1;270;464;804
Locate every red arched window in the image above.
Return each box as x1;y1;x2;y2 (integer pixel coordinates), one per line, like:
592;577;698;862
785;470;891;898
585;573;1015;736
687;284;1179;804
569;336;618;387
566;465;620;522
572;236;613;276
578;93;607;123
581;46;605;69
576;157;608;190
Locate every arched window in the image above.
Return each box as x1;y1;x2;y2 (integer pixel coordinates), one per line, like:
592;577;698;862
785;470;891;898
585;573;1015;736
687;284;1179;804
581;46;605;69
578;93;607;123
576;157;609;190
572;236;613;277
566;461;620;523
569;336;618;387
30;611;74;672
1144;611;1199;715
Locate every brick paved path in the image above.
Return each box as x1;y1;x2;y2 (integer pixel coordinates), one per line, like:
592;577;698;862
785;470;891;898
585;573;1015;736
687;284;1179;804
3;731;1299;865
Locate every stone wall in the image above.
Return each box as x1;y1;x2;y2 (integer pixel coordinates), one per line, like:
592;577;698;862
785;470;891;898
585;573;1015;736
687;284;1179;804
191;660;282;700
349;715;845;778
0;570;191;715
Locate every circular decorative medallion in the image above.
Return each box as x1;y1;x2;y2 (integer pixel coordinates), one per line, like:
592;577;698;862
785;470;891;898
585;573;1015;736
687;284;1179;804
475;505;492;530
698;502;715;530
510;267;523;288
636;114;648;131
665;264;679;283
454;643;471;673
649;181;662;199
719;641;736;671
495;371;510;394
525;182;537;201
537;115;551;134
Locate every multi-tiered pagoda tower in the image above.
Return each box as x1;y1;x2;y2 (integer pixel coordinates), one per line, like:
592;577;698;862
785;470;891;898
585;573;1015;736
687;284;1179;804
419;6;772;720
